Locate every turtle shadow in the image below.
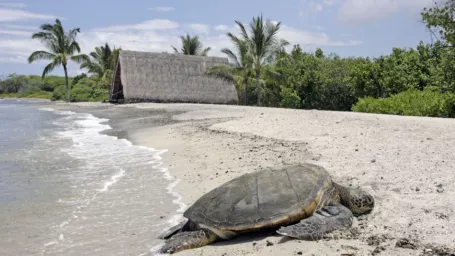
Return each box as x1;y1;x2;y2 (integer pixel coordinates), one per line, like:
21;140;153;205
210;227;294;247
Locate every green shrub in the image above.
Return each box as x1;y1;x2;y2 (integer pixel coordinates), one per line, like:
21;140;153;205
0;93;19;98
20;84;41;95
26;91;53;99
352;88;455;118
69;85;109;102
70;85;92;102
90;88;109;102
52;85;66;101
279;86;301;108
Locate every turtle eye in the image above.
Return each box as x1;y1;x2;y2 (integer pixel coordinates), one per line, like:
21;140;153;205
363;194;375;209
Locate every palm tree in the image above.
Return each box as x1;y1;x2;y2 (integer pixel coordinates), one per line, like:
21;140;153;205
172;34;211;56
234;15;289;106
206;35;254;105
28;19;88;102
80;43;120;88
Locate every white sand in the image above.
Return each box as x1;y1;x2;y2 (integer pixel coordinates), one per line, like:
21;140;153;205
58;102;455;255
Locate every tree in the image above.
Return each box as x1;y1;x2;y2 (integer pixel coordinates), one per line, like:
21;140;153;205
315;48;325;59
234;15;289;106
80;43;120;88
172;34;211;56
206;35;254;105
28;19;88;102
421;1;455;46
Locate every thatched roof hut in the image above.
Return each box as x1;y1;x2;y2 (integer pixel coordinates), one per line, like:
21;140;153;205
110;50;238;104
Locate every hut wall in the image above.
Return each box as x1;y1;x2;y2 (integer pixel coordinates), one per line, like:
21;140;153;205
118;50;238;104
110;61;123;101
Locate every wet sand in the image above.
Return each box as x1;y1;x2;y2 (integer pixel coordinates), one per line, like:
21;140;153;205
49;102;455;256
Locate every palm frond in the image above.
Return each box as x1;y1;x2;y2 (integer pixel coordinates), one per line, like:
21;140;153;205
173;34;211;56
68;41;81;54
70;54;89;64
234;20;249;42
67;28;81;39
41;55;63;78
200;47;211;56
221;48;241;67
31;32;52;40
28;51;56;63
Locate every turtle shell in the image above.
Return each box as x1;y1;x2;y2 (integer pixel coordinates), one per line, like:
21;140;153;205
183;163;335;231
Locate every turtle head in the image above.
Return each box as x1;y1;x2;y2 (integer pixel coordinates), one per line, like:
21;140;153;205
334;183;374;216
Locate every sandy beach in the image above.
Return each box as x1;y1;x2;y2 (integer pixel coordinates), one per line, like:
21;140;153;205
47;102;455;256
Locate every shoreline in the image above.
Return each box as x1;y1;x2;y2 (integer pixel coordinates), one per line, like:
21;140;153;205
45;102;455;256
0;97;53;102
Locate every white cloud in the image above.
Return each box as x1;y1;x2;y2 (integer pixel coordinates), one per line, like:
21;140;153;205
187;23;210;34
2;24;37;30
338;0;433;25
149;6;174;12
277;25;362;47
323;0;336;6
0;29;30;36
0;37;42;63
312;3;323;12
0;19;362;66
0;2;26;8
95;19;179;32
214;25;229;31
0;8;60;22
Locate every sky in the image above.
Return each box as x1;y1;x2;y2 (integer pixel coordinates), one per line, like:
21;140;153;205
0;0;437;77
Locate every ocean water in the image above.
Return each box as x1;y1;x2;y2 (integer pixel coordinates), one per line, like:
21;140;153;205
0;99;184;256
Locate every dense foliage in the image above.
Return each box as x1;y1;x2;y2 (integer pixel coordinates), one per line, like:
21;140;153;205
353;87;455;118
0;73;108;102
203;2;455;118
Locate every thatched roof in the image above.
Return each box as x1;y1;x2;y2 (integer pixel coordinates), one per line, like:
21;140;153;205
110;50;238;104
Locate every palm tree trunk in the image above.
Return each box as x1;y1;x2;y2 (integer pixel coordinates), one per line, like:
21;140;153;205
63;64;70;102
256;72;261;106
244;78;248;105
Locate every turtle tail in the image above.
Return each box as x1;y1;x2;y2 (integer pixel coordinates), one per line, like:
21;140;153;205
159;229;218;254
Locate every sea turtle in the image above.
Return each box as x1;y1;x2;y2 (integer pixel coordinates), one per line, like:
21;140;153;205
158;163;374;254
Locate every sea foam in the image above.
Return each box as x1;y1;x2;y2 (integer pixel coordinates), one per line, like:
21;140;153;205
38;107;187;254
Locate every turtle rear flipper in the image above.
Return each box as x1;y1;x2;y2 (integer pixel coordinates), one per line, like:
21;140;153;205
159;230;218;254
276;204;353;240
158;220;189;240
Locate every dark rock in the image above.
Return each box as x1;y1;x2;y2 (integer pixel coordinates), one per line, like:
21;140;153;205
373;246;386;255
436;185;444;193
266;240;273;246
367;235;388;246
297;252;302;255
395;238;418;250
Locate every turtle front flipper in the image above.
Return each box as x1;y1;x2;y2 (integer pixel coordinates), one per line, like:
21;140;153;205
159;229;218;254
276;204;353;240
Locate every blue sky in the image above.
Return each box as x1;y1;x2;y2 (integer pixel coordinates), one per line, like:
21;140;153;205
0;0;435;77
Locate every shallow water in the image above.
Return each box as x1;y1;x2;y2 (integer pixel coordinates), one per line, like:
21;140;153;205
0;100;184;256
